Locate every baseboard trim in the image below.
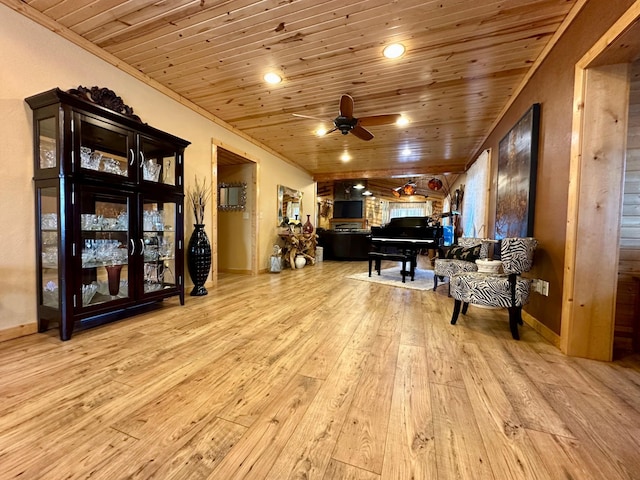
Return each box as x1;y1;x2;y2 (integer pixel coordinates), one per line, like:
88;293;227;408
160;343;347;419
0;322;38;343
522;310;561;348
218;268;252;274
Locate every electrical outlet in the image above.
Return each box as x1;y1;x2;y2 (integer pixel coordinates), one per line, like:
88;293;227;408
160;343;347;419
531;279;540;293
531;279;549;296
540;280;549;296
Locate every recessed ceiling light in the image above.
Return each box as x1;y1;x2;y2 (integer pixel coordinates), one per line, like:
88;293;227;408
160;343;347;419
341;153;351;162
362;190;373;196
397;116;409;126
383;43;406;59
316;127;328;136
353;183;365;190
263;72;282;84
402;148;411;156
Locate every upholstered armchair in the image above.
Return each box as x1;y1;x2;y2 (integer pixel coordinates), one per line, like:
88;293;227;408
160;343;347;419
433;238;491;293
449;237;538;340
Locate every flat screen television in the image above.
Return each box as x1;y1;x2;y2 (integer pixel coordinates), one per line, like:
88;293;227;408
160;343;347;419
333;200;363;218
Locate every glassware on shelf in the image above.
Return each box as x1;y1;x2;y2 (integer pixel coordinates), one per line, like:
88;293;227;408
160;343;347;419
82;239;127;266
158;237;173;258
39;147;56;169
42;247;58;267
81;283;98;305
43;281;59;308
143;159;161;182
102;157;126;176
80;147;102;171
115;211;128;230
143;210;164;231
82;213;128;231
144;262;165;292
41;213;58;230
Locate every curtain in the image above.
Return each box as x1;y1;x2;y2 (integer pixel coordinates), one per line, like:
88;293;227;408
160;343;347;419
383;201;432;224
462;149;491;237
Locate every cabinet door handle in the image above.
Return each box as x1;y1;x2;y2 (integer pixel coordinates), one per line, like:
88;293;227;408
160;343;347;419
129;239;135;255
139;151;145;167
140;239;145;255
129;149;135;166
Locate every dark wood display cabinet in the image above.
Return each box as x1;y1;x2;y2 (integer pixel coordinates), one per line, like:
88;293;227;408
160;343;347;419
26;87;190;340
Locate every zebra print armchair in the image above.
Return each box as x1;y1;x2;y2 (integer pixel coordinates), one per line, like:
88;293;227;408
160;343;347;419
449;237;538;339
433;238;492;293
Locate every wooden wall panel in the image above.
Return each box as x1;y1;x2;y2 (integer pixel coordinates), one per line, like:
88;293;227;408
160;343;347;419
615;60;640;351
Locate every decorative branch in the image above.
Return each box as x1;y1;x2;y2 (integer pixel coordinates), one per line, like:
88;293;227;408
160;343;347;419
188;176;211;225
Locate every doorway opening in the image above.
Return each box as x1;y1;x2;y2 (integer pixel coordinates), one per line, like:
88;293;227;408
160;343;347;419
215;146;258;277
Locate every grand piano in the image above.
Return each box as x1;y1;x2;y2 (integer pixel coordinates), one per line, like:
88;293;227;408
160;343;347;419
370;216;444;251
369;217;444;275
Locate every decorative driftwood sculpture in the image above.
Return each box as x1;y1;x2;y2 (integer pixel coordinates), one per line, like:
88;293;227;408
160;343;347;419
281;233;317;269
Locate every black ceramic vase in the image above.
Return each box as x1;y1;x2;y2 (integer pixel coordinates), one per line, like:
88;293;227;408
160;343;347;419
187;224;211;296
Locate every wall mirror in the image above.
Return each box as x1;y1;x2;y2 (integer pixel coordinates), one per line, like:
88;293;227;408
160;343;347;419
277;185;303;225
218;182;246;211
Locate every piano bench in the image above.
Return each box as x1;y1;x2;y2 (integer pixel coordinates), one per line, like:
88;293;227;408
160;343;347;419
368;252;413;283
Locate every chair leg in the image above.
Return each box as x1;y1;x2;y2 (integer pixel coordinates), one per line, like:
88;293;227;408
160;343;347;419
433;274;438;291
507;307;521;340
461;302;469;315
451;299;462;324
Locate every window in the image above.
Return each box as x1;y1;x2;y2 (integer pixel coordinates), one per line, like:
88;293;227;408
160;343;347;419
383;201;432;224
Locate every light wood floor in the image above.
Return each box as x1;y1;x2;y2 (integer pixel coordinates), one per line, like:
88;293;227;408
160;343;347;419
1;259;640;479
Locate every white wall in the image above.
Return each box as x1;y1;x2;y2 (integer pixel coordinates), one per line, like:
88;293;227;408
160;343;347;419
0;4;313;337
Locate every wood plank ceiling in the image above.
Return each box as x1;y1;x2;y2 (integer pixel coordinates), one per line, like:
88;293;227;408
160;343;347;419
10;0;581;193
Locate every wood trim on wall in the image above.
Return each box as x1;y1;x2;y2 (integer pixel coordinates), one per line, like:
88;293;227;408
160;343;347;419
561;64;630;360
0;323;38;343
522;311;561;349
210;143;219;287
561;3;640;360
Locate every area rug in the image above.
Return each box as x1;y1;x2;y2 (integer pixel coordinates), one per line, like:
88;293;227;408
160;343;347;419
347;267;435;291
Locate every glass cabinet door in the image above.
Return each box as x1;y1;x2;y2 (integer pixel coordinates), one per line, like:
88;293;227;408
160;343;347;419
78;189;132;308
78;116;133;179
139;136;181;187
39;186;60;310
37;117;57;171
141;198;180;295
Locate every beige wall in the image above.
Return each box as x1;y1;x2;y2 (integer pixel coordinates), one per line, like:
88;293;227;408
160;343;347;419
0;4;313;337
476;0;637;335
218;164;253;273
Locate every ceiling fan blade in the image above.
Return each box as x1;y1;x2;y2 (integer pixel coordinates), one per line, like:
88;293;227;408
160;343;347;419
292;113;326;121
339;94;354;118
323;126;338;136
358;114;401;126
351;124;374;141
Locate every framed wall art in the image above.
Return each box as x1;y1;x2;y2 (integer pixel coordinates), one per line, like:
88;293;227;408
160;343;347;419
495;103;540;240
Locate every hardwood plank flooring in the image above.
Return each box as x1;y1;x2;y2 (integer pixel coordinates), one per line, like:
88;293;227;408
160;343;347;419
1;259;640;479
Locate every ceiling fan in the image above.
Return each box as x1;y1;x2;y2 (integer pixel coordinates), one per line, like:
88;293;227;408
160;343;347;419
294;94;401;141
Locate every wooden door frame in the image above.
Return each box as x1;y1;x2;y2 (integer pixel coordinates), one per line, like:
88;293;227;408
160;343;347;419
561;4;640;360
